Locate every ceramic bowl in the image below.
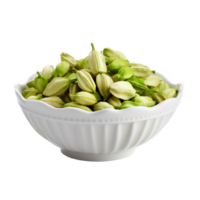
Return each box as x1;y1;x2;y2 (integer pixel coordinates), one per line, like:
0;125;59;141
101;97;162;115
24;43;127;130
14;72;183;161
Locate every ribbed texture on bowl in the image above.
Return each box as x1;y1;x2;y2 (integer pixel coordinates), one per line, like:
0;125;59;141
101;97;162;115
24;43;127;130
14;72;183;160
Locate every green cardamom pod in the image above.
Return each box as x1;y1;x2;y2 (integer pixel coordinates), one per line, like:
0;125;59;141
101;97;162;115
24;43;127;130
70;91;98;106
93;102;114;111
67;72;77;83
34;72;48;93
60;52;76;67
81;69;95;79
22;87;37;99
65;71;73;78
107;96;121;108
88;43;107;76
152;93;166;103
41;65;55;80
69;82;80;101
41;96;64;108
143;76;162;87
96;74;113;101
111;74;119;82
27;94;43;100
142;87;159;97
27;80;35;88
132;96;156;107
127;76;148;90
60;92;71;103
133;87;145;95
93;92;102;101
43;77;71;96
157;81;169;93
64;102;92;112
110;81;136;100
103;48;127;60
163;88;176;99
107;59;129;74
105;56;120;65
116;66;134;81
54;61;70;77
76;57;90;70
129;63;152;78
77;70;96;93
119;101;135;109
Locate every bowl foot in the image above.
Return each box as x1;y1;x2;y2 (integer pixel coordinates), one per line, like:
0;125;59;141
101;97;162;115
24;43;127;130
61;148;136;162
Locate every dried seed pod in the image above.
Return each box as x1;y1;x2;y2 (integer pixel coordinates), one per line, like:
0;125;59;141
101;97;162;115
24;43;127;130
88;43;107;76
64;102;92;112
41;96;64;108
69;82;80;101
93;102;114;111
129;63;152;78
60;52;76;67
27;94;43;100
143;76;162;87
43;77;71;96
76;70;96;93
22;87;37;99
110;81;136;100
34;72;48;93
107;96;121;108
71;91;98;106
96;74;113;101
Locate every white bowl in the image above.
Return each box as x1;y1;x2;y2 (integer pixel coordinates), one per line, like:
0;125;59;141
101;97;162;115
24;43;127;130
14;72;183;161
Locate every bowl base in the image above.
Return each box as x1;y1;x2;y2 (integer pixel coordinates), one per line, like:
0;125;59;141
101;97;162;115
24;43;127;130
61;148;136;162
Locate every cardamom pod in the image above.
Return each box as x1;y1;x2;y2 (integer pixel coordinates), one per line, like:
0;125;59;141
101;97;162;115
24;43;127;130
66;72;77;83
142;87;159;97
119;101;135;109
93;102;114;111
88;43;107;76
163;88;176;99
22;87;37;99
127;76;148;90
107;59;129;74
54;61;70;77
64;102;92;112
27;94;43;100
143;76;162;87
107;96;121;108
69;82;80;101
103;48;127;60
132;96;156;107
60;92;71;103
27;80;35;88
110;81;136;100
96;74;113;101
93;92;102;101
152;93;166;103
105;56;120;65
111;74;119;82
76;57;90;70
60;52;76;67
129;63;152;78
157;81;169;93
41;96;64;108
34;72;48;93
76;70;96;93
71;91;98;106
42;65;55;80
81;69;95;79
116;66;134;81
43;77;71;96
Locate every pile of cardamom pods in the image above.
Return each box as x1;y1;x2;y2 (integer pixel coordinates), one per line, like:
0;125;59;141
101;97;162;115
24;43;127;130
22;43;178;112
